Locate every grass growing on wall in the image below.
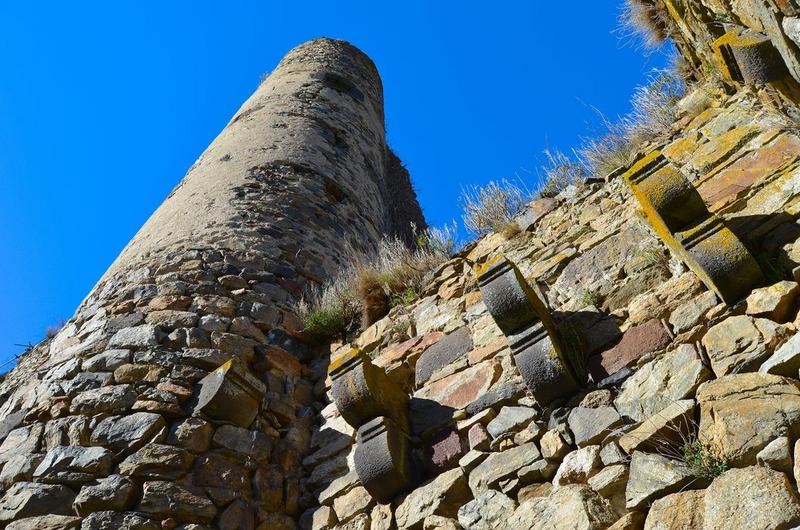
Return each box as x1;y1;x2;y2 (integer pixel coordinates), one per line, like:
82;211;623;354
295;224;457;344
460;179;529;237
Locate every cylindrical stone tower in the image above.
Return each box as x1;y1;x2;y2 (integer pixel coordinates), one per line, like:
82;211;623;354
0;38;424;529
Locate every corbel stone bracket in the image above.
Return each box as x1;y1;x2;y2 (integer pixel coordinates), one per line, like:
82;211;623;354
329;348;409;431
353;416;417;504
194;357;266;428
623;150;764;305
329;348;415;501
476;255;579;405
713;28;787;84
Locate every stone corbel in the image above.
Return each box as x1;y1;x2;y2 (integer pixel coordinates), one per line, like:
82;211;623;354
713;28;788;84
353;416;417;504
329;348;408;431
623;150;764;305
477;255;580;405
329;348;414;501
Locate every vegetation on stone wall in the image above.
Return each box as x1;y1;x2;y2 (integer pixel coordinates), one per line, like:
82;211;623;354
296;225;457;343
538;149;588;198
579;69;685;178
460;179;528;237
618;0;671;51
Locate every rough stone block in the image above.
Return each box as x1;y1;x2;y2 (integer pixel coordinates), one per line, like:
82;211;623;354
193;357;265;428
353;416;416;504
0;482;75;522
329;348;408;432
415;326;473;387
713;29;787;84
425;428;466;473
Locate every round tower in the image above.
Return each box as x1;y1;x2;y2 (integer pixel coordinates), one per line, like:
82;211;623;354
0;38;424;529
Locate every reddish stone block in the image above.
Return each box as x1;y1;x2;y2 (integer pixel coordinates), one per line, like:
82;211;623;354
254;345;303;377
698;134;800;211
425;429;466;474
468;423;490;451
376;332;444;368
589;319;672;380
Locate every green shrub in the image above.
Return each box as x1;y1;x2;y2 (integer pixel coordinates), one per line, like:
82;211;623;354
580;289;601;307
683;439;728;479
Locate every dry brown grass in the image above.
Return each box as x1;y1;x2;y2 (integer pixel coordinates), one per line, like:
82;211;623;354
578;69;684;177
295;224;457;341
461;179;530;237
538;149;589;198
618;0;671;52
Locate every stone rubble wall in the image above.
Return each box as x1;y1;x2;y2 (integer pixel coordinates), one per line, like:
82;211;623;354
659;0;800;94
306;87;800;529
0;38;424;530
7;3;800;529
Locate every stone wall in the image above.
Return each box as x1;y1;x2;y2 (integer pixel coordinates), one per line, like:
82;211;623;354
300;18;800;530
0;38;424;529
8;3;800;529
305;40;800;530
656;0;800;99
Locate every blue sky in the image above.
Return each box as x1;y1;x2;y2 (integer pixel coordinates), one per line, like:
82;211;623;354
0;1;671;363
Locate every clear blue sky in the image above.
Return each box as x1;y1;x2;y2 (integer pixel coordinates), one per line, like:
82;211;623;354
0;1;670;363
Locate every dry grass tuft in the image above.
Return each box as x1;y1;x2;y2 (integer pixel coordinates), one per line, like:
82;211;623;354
579;69;684;177
618;0;671;52
538;149;589;198
295;224;457;342
461;179;530;237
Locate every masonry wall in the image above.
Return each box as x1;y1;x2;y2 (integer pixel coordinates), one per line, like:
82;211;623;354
0;37;424;529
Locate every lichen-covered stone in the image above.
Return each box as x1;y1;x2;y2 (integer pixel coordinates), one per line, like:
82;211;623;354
486;406;537;439
701;315;786;377
745;281;800;322
457;490;516;530
756;436;793;475
0;482;75;522
118;443;193;479
553;446;602;488
703;466;800;529
697;373;800;466
626;452;699;510
615;344;710;422
469;442;541;494
504;485;616;530
395;468;471;530
618;399;695;454
90;412;167;454
137;480;216;523
643;489;705;530
760;331;800;377
73;474;137;516
33;446;114;486
69;385;137;415
6;515;81;530
567;406;623;447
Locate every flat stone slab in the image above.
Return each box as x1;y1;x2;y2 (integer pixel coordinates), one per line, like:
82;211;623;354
626;451;699;510
415;326;473;387
567;406;623;447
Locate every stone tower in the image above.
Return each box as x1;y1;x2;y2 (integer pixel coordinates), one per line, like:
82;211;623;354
0;38;424;529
